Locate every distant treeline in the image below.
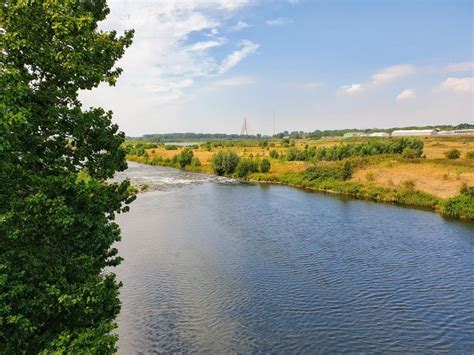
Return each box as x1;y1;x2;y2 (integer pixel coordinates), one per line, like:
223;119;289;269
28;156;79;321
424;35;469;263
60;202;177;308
128;123;474;142
131;133;266;142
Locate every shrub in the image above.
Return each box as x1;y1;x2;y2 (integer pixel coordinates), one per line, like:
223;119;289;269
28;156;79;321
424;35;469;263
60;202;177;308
342;161;353;180
441;194;474;220
269;149;279;159
176;148;194;168
402;147;422;159
212;151;240;175
260;159;271;173
190;157;201;167
236;159;259;177
444;149;461;160
151;156;163;165
460;183;474;197
464;151;474;160
165;144;179;150
303;166;343;181
403;179;416;189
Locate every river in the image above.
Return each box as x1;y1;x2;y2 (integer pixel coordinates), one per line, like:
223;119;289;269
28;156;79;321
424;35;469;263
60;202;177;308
114;162;474;353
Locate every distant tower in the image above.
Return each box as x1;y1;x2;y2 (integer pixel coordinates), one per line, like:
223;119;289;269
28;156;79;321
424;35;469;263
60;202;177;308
241;117;249;135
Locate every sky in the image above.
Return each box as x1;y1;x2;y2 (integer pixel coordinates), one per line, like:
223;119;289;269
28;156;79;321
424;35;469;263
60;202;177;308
79;0;474;136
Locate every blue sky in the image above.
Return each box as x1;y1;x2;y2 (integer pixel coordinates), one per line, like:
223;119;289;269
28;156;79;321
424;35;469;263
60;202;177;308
80;0;473;136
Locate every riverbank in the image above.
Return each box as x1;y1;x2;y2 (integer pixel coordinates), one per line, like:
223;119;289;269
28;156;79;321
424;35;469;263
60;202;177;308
127;156;473;221
125;136;474;221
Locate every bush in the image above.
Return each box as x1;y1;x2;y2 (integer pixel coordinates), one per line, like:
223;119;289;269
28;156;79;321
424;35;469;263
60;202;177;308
212;151;240;175
303;166;343;181
460;183;474;197
260;159;271;173
236;159;259;177
403;179;416;190
444;149;461;160
402;147;422;159
441;194;474;220
190;157;201;167
269;149;279;159
464;151;474;160
176;148;194;168
164;145;179;150
342;161;353;180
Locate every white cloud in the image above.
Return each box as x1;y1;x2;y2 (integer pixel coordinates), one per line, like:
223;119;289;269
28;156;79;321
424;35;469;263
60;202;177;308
219;40;259;74
446;62;474;73
439;77;473;93
396;89;416;101
229;21;250;32
338;64;416;96
215;76;258;86
288;0;299;4
187;39;226;52
266;17;292;26
338;83;364;95
80;0;259;134
371;65;416;84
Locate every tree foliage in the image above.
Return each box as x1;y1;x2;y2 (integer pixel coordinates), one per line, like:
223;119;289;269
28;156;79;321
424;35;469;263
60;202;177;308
211;151;240;176
285;138;424;162
1;1;134;352
259;159;271;173
236;159;259;178
176;148;194;168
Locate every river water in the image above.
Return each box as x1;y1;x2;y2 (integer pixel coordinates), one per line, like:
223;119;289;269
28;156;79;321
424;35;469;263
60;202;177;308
114;162;474;353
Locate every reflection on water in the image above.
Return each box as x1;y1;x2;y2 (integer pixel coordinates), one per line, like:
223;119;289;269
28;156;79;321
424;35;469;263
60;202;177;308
115;162;474;353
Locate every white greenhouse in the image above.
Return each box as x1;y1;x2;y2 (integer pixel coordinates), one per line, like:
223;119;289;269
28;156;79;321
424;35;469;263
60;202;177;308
391;129;437;137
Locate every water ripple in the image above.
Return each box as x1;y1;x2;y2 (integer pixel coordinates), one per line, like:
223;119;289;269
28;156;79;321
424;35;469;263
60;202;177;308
115;163;474;353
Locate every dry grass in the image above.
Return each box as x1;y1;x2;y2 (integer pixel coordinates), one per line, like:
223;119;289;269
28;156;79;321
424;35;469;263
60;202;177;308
423;137;474;159
352;161;474;198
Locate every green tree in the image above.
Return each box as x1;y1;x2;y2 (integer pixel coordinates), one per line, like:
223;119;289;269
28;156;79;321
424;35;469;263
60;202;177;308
1;1;134;353
176;148;194;168
260;159;271;173
211;151;240;176
236;159;259;178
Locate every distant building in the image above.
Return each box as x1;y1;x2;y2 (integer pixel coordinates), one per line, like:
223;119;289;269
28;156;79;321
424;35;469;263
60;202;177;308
453;129;474;135
437;130;455;135
391;129;437;137
368;132;389;137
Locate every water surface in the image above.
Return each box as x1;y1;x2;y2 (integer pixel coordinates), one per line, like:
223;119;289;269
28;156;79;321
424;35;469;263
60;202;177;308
115;162;474;353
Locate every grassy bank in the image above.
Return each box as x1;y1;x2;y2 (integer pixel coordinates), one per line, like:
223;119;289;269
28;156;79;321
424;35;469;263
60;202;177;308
125;136;474;221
